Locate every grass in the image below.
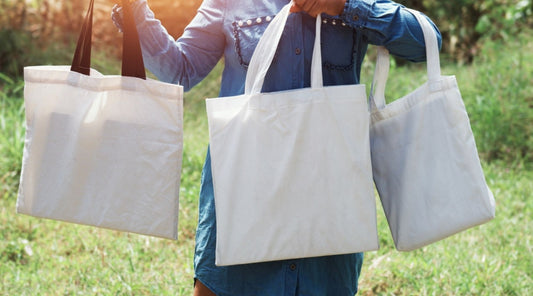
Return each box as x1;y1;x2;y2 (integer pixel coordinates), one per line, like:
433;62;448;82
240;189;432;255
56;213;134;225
0;73;25;198
359;164;532;295
1;30;532;295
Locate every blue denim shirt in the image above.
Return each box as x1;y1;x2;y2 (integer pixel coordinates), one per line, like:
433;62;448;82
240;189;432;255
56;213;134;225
125;0;441;295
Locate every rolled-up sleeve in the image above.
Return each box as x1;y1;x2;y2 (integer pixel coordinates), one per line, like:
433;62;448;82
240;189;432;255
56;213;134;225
340;0;442;62
130;0;225;91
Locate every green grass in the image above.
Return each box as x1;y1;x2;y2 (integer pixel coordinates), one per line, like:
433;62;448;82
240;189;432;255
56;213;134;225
1;31;532;295
0;73;25;198
359;164;532;296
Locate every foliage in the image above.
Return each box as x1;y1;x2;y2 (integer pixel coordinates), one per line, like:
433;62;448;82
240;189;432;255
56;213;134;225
398;0;532;63
0;0;124;78
3;0;531;78
463;33;533;165
1;0;73;76
0;0;204;78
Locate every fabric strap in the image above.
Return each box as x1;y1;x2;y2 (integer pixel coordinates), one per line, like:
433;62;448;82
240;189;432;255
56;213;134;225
370;8;441;109
245;2;323;94
71;0;146;79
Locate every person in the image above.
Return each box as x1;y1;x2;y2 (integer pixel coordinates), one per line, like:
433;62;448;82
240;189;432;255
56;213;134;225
111;0;441;295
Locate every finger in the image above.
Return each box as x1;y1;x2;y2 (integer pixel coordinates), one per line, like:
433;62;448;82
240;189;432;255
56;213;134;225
305;1;321;18
290;3;303;13
293;0;311;12
293;0;321;18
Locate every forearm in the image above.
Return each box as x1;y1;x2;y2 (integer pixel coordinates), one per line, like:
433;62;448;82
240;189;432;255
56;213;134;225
117;0;224;91
340;0;442;62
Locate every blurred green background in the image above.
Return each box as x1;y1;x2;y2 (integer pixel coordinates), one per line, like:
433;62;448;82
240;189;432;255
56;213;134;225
1;0;532;295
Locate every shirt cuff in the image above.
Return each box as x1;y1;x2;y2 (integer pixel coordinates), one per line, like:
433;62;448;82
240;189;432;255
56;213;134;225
341;0;373;28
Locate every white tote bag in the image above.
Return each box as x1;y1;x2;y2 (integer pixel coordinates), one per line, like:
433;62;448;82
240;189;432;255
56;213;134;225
369;9;495;251
17;0;183;240
206;3;378;266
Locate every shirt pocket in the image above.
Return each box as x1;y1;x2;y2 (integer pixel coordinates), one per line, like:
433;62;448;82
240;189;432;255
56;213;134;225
321;17;356;71
232;15;276;69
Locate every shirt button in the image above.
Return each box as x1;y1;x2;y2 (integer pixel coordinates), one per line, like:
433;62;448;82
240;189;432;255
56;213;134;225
352;14;359;21
289;263;297;271
295;48;301;55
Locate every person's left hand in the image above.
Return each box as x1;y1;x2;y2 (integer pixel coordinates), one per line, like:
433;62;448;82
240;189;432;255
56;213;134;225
290;0;346;17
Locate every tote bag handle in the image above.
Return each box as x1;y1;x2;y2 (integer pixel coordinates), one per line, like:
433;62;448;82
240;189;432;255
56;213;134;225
71;0;146;79
370;9;441;109
245;2;323;95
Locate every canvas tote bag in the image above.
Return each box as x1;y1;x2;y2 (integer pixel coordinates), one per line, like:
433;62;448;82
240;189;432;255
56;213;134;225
369;9;495;251
17;0;183;240
206;3;378;266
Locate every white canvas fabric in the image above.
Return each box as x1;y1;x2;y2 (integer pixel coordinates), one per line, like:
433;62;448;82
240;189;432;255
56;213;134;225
16;0;183;240
369;9;495;251
206;3;378;266
17;67;183;240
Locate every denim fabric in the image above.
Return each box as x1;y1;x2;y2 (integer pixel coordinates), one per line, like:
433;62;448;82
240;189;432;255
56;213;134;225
125;1;441;295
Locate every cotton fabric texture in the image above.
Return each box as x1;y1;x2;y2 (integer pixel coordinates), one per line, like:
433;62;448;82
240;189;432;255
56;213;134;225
18;68;183;239
120;0;441;294
369;9;495;251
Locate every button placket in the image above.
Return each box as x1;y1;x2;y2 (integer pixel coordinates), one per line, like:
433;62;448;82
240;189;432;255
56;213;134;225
284;261;298;296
